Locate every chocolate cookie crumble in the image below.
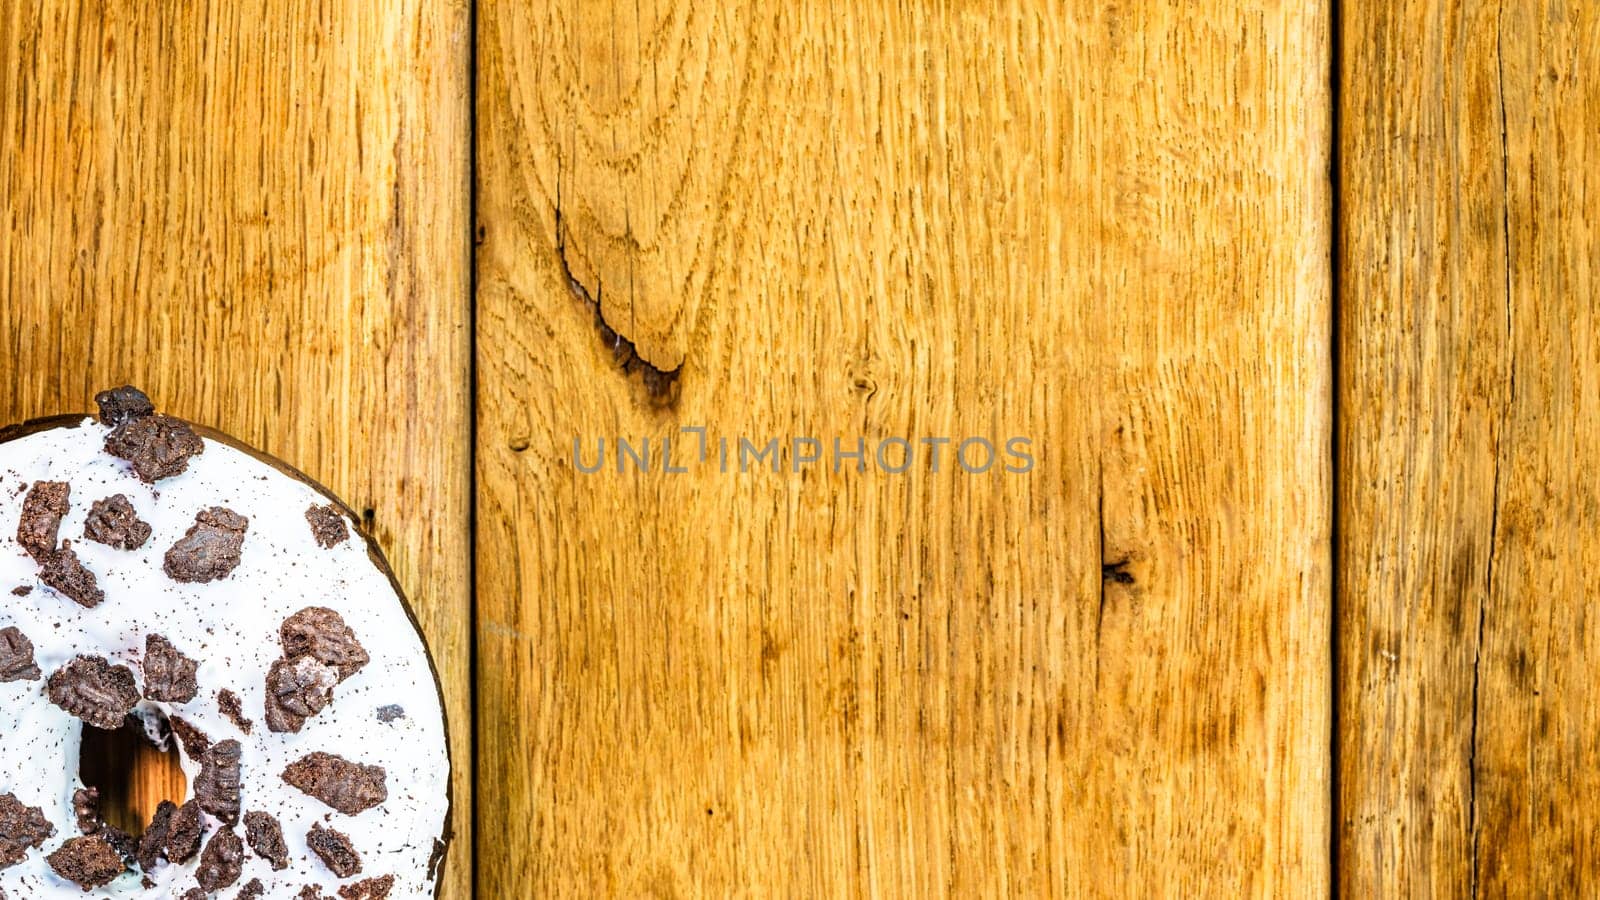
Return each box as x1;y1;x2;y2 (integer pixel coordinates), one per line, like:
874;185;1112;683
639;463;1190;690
135;801;178;871
83;494;153;550
142;634;200;703
243;811;289;870
16;480;69;563
8;586;29;597
196;827;244;891
38;541;105;608
71;788;101;835
164;800;203;864
217;689;252;734
0;792;53;869
305;503;350;548
265;655;338;733
195;740;243;825
46;656;140;730
282;752;388;815
306;823;361;877
338;875;397;899
0;627;40;682
45;835;124;890
104;414;205;483
236;878;266;900
281;607;369;680
94;386;155;427
163;506;248;583
170;716;212;758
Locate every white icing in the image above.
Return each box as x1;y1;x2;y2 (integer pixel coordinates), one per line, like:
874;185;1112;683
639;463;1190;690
0;418;449;897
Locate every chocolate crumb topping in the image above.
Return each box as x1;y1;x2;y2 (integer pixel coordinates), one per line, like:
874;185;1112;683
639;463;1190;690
0;792;53;869
16;481;69;562
164;800;203;864
181;890;205;900
305;503;351;549
217;689;253;734
281;607;368;680
136;800;177;871
265;656;338;734
170;716;212;758
46;835;124;890
39;541;105;608
47;656;140;729
83;494;153;550
196;827;244;891
0;627;40;682
163;506;248;583
282;752;388;815
242;811;288;871
71;787;101;835
236;878;266;900
8;586;29;597
142;634;200;703
104;414;205;483
195;740;243;824
298;887;331;900
94;386;155;427
306;823;361;877
339;874;397;899
376;704;405;724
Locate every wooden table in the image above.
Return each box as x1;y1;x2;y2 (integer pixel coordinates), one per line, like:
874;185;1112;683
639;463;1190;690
2;2;1595;896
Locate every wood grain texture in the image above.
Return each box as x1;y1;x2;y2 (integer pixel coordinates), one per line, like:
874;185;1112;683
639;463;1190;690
0;2;472;897
477;1;1331;895
1339;1;1600;894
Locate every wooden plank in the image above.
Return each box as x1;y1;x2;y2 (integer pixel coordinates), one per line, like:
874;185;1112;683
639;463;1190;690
477;1;1331;894
0;2;472;897
1339;2;1600;893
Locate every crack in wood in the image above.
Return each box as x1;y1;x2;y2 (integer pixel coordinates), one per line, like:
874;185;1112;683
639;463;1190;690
1470;12;1514;893
552;189;682;407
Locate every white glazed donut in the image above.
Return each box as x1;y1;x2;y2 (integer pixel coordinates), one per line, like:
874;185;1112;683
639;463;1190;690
0;389;450;898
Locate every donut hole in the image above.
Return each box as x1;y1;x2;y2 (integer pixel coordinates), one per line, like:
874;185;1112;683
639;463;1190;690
78;710;188;837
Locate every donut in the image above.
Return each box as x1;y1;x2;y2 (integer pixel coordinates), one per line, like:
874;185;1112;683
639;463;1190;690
0;388;450;898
